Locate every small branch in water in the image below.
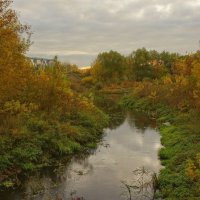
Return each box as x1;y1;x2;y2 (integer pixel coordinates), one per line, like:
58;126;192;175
121;167;158;200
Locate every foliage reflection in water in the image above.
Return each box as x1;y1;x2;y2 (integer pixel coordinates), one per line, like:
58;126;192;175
1;110;161;200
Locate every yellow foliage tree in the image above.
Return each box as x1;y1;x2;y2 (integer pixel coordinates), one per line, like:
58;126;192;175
0;0;32;105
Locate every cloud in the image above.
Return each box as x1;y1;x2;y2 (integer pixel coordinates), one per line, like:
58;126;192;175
13;0;200;66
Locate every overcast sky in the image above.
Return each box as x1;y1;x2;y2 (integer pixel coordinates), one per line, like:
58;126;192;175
13;0;200;66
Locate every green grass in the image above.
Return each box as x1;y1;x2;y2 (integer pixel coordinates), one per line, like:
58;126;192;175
121;95;200;199
0;105;109;189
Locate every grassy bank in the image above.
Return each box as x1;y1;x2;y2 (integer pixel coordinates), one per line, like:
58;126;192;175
0;99;109;189
121;95;200;199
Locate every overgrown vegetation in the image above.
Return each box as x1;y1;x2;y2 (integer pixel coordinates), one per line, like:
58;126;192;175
1;0;200;199
0;0;108;189
121;97;200;199
86;44;200;199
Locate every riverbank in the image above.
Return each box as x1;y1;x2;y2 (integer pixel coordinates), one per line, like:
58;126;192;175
121;95;200;199
0;100;109;190
0;109;161;200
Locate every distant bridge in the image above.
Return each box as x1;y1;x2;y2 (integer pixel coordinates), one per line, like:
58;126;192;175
28;57;54;67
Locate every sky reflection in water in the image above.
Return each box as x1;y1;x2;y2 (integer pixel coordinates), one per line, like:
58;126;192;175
2;112;162;200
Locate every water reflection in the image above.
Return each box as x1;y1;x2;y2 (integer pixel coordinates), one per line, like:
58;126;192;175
94;94;126;129
127;112;157;132
1;111;161;200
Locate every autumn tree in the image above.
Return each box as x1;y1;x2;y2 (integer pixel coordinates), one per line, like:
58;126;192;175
0;0;32;105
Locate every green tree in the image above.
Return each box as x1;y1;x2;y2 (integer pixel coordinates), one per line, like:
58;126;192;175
160;51;180;72
92;50;126;84
127;48;153;81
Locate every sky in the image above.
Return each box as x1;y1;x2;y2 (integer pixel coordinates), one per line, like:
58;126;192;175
13;0;200;66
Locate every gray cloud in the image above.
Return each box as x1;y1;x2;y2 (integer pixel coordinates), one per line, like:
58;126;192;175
13;0;200;66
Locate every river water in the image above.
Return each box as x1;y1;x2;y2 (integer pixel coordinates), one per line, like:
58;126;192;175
1;111;161;200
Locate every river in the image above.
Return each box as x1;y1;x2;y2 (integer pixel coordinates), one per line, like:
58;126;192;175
1;110;161;200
